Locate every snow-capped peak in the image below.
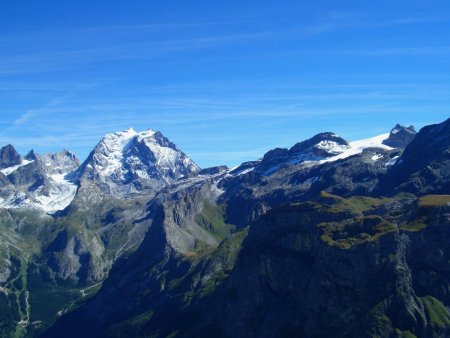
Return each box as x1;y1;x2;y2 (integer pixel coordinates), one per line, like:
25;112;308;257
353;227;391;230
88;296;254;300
78;128;200;196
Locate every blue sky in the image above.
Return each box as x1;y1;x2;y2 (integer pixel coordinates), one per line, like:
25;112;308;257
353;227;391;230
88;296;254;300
0;0;449;167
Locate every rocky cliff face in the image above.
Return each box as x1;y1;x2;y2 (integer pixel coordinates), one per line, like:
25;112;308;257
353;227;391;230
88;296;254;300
0;145;22;169
378;118;450;195
184;197;450;338
383;124;417;148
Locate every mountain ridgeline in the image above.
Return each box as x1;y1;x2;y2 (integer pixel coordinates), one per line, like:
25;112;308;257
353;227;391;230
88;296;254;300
0;119;450;337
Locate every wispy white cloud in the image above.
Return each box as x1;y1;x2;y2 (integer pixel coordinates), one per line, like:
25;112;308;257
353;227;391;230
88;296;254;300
375;15;450;27
333;46;450;56
13;111;36;126
0;32;275;75
0;9;446;77
0;11;388;76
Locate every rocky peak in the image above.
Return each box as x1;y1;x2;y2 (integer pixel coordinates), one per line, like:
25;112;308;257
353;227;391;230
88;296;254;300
78;128;200;196
25;149;38;161
254;133;350;176
288;132;349;157
377;118;450;195
0;144;22;169
39;150;80;173
382;124;416;148
262;148;289;161
397;118;450;168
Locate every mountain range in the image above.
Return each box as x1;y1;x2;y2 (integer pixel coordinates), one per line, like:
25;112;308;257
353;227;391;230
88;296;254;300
0;118;449;338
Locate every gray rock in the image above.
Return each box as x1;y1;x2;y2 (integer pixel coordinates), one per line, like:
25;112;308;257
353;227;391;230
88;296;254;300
383;124;416;148
0;145;21;169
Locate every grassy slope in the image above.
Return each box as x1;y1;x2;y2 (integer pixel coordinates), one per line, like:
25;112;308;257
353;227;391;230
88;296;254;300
194;200;235;241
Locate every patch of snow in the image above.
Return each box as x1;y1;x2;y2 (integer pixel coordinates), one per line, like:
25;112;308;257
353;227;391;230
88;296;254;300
137;129;156;141
371;154;383;162
0;190;30;209
386;156;400;167
321;133;393;164
235;167;255;176
287;153;322;165
0;175;78;214
34;173;78;214
315;141;349;154
0;160;34;176
142;137;180;169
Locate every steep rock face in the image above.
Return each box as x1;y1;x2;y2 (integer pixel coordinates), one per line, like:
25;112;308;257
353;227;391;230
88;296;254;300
192;202;402;337
383;124;417;148
47;230;107;283
77;128;200;197
43;192;153;285
179;197;450;338
156;179;225;253
377;118;450;195
0;145;22;169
